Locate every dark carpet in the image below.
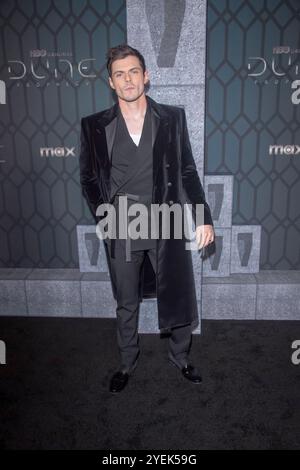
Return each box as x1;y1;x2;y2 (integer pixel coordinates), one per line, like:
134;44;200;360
0;317;299;450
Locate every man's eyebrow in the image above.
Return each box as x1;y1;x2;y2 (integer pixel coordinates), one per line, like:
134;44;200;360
112;67;141;76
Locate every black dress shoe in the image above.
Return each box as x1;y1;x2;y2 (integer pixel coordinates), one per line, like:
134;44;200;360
168;359;202;384
109;356;139;393
181;364;202;384
109;371;129;393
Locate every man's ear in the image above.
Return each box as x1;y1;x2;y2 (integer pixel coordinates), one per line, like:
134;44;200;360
108;76;115;90
144;70;150;85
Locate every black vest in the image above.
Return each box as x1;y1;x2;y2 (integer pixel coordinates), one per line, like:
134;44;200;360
110;103;156;251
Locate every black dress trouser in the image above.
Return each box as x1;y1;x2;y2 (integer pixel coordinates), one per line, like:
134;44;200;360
109;240;192;373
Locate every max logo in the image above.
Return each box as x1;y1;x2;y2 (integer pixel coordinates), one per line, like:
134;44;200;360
0;340;6;365
291;340;300;365
40;147;76;157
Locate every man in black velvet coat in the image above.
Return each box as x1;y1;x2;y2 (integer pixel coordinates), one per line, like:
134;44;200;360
80;44;214;393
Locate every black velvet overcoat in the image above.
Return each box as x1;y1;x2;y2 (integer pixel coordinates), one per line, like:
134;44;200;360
80;95;213;330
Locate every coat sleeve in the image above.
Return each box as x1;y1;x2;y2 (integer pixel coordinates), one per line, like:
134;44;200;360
180;109;214;227
79;117;103;224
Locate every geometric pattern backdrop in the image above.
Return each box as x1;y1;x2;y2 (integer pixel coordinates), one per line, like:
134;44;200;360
1;1;300;326
0;0;126;268
1;0;299;272
206;0;300;270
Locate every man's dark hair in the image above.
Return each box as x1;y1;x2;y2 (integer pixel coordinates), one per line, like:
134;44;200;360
106;44;146;77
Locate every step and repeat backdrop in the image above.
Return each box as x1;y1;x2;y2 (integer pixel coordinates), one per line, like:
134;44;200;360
0;0;127;268
206;0;300;271
0;0;299;324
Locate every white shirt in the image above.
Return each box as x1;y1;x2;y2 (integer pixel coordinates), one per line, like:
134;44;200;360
129;133;141;146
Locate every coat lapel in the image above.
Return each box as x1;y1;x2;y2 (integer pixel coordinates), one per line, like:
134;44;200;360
105;118;118;162
92;95;169;189
147;96;170;187
93;102;118;168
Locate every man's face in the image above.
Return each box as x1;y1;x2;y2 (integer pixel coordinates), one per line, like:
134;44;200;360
108;55;149;103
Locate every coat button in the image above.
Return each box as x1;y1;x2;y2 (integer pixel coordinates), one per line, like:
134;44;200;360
167;182;172;186
165;163;170;168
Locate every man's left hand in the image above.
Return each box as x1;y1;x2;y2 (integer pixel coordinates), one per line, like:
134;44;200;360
195;225;215;250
